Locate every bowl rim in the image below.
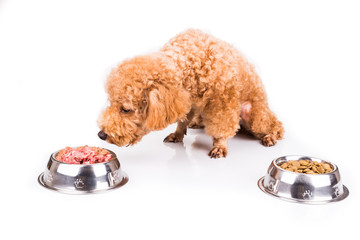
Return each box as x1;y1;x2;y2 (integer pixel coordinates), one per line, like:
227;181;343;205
50;146;118;165
272;155;337;176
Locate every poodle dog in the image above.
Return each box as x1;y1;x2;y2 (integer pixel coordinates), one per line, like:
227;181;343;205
97;29;284;158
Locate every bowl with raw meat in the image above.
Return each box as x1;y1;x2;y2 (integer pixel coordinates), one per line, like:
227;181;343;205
38;146;128;194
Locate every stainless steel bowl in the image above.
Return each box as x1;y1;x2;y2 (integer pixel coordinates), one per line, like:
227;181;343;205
38;148;128;194
258;155;349;204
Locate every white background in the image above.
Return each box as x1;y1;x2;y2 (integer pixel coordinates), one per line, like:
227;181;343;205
1;0;359;239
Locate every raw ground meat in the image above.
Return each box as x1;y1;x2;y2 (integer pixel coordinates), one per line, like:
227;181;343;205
56;146;112;164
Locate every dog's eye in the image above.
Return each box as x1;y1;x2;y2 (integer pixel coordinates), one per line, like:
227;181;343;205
120;107;132;113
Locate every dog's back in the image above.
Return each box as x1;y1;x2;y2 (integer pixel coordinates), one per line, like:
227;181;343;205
161;29;261;104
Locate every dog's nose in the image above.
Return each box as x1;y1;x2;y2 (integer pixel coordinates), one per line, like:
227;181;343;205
98;131;108;140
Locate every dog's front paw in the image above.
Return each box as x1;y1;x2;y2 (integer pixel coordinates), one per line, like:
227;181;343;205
261;134;277;147
163;133;183;143
208;145;228;159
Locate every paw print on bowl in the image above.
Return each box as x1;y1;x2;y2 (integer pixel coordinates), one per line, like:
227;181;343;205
74;177;85;189
302;190;313;200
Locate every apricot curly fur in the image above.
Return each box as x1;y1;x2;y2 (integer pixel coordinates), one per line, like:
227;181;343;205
98;29;284;158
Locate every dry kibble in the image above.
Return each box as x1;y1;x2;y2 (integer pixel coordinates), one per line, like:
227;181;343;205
279;159;333;174
292;161;300;168
281;163;288;169
318;165;325;174
288;160;296;166
323;164;331;171
299;160;308;166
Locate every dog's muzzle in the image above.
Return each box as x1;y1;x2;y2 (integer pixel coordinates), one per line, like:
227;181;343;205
98;131;108;140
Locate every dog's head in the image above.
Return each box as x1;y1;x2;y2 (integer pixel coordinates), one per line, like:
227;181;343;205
97;55;190;147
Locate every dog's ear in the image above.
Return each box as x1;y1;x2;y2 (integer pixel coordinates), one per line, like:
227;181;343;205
144;85;190;131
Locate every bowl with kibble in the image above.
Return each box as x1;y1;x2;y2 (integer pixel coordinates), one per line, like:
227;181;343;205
258;155;349;204
38;146;128;194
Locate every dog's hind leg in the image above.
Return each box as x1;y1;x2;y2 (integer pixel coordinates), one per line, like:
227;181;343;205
243;100;284;146
163;120;188;143
202;97;241;158
188;112;204;129
163;109;195;143
240;65;284;146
